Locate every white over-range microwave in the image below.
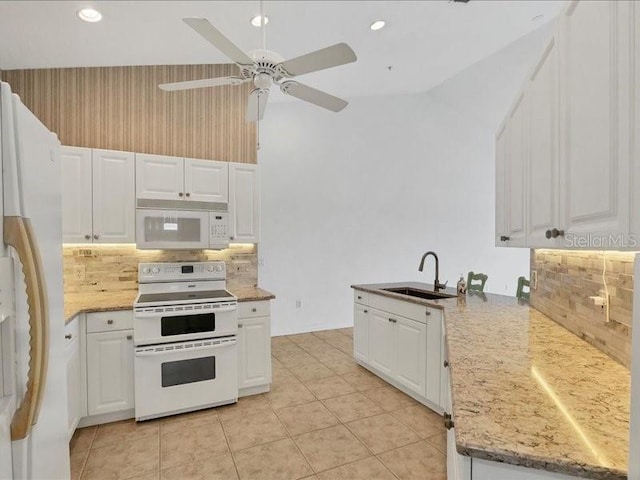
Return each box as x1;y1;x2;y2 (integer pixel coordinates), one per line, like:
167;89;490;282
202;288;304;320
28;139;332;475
136;198;229;250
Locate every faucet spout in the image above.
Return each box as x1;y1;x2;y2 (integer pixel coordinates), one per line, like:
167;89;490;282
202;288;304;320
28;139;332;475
418;251;446;291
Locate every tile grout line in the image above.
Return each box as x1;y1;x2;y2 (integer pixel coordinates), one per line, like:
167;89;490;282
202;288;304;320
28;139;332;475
218;413;242;480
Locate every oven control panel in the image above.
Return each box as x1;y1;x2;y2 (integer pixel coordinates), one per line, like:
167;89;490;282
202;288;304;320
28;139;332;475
139;261;226;283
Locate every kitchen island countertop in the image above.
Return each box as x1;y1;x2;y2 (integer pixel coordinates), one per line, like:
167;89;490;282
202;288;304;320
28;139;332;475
352;282;630;480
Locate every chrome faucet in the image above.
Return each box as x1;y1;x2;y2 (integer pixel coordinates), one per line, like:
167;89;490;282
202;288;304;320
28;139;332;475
418;251;448;291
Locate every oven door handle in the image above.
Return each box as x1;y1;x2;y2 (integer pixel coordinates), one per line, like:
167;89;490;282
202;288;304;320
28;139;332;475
135;339;236;357
135;306;237;319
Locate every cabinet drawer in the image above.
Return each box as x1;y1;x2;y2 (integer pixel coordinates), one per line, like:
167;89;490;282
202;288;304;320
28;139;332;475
86;310;134;333
369;293;432;324
64;317;80;348
238;301;270;319
354;291;369;305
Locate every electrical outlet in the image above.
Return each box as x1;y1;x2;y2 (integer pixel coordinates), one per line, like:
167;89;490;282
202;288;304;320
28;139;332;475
74;264;86;281
232;261;251;273
531;271;538;290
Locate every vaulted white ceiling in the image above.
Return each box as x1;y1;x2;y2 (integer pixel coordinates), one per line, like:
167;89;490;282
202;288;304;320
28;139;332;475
0;1;565;99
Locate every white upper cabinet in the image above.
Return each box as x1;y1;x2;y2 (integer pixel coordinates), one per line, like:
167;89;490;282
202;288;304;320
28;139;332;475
135;154;185;201
61;146;135;243
528;36;561;247
136;154;230;203
496;1;638;249
558;0;632;241
229;163;260;243
92;150;135;243
61;146;92;243
184;159;229;203
505;94;528;247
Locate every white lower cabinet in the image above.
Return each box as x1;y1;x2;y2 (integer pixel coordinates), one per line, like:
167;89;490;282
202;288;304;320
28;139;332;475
85;310;135;417
87;329;135;416
394;316;426;397
238;301;272;396
353;303;369;362
354;292;445;412
64;317;84;440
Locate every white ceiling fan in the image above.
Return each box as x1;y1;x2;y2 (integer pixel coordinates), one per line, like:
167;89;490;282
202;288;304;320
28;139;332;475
158;6;357;123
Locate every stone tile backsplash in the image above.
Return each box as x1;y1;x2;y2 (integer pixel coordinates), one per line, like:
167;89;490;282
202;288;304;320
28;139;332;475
530;249;635;368
63;244;258;296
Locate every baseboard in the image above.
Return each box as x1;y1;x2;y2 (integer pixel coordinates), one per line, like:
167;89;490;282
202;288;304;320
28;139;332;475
77;409;135;428
239;384;271;397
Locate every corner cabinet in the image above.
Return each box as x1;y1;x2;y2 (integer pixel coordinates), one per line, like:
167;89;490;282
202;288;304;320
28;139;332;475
229;163;260;243
496;1;638;249
352;290;445;412
237;300;272;396
61;147;135;243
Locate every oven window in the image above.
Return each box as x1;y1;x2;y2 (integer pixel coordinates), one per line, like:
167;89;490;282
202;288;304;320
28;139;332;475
161;356;216;387
143;216;201;242
161;313;215;337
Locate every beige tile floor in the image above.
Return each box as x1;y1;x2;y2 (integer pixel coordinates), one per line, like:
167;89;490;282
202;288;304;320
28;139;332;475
70;327;447;480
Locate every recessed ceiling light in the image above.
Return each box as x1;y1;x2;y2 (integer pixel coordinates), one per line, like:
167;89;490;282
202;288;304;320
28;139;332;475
370;20;386;31
77;7;102;23
250;15;269;27
531;14;544;22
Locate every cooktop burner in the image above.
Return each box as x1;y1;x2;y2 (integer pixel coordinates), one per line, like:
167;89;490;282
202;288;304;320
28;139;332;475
136;289;235;305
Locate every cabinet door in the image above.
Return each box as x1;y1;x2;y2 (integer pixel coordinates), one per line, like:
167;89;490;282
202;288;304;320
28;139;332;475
92;149;135;243
64;331;81;440
184;159;229;203
495;125;509;246
368;309;394;377
559;0;631;241
528;36;561;247
87;330;134;416
238;316;272;390
505;93;528;247
229;163;260;243
135;153;185;201
353;304;369;363
425;312;442;407
60;146;93;243
394;316;426;397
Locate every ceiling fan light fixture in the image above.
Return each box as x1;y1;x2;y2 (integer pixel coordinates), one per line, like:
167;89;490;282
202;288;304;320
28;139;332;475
370;20;386;31
77;7;102;23
250;15;269;27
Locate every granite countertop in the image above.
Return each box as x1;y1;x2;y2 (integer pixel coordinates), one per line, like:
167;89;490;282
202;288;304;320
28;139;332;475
352;283;630;480
64;286;276;324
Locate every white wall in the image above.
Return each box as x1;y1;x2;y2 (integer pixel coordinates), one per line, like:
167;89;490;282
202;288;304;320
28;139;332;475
259;25;552;335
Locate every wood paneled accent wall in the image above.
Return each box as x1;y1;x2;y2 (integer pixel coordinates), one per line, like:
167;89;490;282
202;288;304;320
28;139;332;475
2;64;256;163
530;249;635;368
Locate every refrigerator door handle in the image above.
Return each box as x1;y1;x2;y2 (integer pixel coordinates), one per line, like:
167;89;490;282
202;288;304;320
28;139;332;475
4;216;49;441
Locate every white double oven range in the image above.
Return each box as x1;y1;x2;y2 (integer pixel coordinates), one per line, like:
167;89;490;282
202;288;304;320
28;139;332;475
133;261;238;421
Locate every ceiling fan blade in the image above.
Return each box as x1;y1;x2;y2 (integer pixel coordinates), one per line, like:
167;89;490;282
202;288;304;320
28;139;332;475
159;76;246;92
246;89;270;122
280;81;348;112
183;17;254;65
279;43;357;77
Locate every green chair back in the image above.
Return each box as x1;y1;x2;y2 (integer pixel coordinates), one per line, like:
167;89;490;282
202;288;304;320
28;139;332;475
467;271;488;293
516;276;530;300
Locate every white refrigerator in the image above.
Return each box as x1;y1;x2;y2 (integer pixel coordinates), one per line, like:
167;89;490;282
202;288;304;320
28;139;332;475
0;81;70;479
631;256;640;479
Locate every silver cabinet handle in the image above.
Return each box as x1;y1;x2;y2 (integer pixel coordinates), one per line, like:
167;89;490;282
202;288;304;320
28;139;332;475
185;193;191;198
500;235;510;242
84;234;91;240
252;308;257;312
126;334;132;340
107;319;114;325
357;295;362;300
363;309;368;313
425;310;431;316
65;333;72;340
230;235;234;240
93;234;99;240
238;324;244;329
388;318;397;323
444;360;449;368
178;192;184;197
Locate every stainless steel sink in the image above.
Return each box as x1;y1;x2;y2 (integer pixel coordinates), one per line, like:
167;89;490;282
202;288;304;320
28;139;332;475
383;287;457;300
